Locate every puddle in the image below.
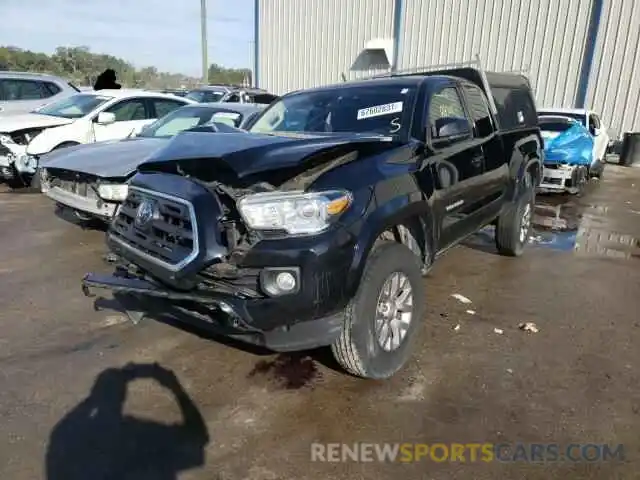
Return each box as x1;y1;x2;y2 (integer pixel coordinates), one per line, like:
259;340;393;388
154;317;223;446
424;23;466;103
247;353;320;390
528;195;585;251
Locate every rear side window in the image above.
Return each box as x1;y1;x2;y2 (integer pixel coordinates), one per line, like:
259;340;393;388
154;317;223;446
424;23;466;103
463;85;494;137
0;79;47;100
491;87;537;130
42;82;62;97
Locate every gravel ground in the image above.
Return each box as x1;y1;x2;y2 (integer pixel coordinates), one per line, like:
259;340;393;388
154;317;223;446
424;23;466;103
1;163;639;479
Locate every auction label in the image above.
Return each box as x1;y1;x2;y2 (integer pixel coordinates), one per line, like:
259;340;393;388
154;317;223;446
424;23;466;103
357;102;403;120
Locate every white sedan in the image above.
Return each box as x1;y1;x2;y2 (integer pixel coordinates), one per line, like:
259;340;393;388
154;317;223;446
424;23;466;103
537;107;611;168
0;89;195;187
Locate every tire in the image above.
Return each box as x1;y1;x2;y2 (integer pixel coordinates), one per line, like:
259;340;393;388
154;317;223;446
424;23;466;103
495;171;535;257
331;241;425;379
29;169;41;191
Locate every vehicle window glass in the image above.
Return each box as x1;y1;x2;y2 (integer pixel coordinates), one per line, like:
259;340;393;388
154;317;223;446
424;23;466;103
463;85;493;137
1;79;46;100
153;99;187;119
185;90;225;103
140;106;227;138
593;115;601;128
226;93;241;103
589;114;601;130
250;84;417;137
210;111;241;127
105;99;147;121
428;87;471;143
539;111;587;127
42;82;61;97
492;87;537;129
37;94;112;118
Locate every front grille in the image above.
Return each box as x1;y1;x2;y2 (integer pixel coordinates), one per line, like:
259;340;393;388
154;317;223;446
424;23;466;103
110;188;196;268
46;169;98;199
543;177;563;185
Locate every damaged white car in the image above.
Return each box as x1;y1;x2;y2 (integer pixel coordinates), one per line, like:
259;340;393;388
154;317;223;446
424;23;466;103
0;89;194;188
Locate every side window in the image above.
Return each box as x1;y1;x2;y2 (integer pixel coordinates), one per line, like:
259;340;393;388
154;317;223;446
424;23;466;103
105;99;147;122
152;99;186;119
428;87;471;146
1;79;47;100
42;82;62;98
463;85;494;138
226;93;241;103
588;114;598;134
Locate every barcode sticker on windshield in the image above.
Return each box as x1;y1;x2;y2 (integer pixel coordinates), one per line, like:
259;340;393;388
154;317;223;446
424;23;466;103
357;102;403;120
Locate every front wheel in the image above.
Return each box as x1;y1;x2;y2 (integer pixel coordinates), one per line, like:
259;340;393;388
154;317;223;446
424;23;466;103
331;241;425;379
495;172;535;257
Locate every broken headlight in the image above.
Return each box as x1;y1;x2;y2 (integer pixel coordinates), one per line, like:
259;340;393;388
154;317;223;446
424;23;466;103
0;134;14;145
237;190;352;235
97;183;129;201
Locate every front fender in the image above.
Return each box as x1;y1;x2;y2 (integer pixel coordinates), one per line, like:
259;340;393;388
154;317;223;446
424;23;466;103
506;132;543;199
26;121;88;155
344;173;434;298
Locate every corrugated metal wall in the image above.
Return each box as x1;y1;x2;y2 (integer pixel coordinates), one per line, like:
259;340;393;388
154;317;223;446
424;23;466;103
398;0;594;110
257;0;395;95
586;0;640;134
257;0;640;133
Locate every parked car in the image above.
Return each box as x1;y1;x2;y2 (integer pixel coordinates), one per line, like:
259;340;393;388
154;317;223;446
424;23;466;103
537;115;598;194
0;71;80;116
40;102;266;222
82;64;543;379
0;89;195;188
538;108;610;165
185;85;278;105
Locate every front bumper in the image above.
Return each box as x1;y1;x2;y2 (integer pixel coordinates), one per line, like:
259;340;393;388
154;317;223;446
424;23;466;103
82;269;345;352
45;185;118;220
539;163;580;192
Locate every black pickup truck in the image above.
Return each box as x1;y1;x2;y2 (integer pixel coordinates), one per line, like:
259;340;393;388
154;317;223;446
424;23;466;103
82;66;543;379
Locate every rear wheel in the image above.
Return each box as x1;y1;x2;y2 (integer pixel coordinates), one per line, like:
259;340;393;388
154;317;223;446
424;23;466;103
331;241;425;379
495;171;535;257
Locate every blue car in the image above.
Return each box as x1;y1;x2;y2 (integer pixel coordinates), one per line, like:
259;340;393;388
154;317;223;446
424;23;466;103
538;115;596;194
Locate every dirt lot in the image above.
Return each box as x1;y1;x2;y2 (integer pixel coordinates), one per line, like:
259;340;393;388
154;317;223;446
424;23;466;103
1;164;639;480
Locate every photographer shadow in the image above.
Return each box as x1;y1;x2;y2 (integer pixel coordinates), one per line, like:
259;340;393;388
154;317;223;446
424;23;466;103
45;363;210;480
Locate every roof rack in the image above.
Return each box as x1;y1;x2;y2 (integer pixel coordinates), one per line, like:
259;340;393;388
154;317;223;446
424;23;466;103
362;54;500;116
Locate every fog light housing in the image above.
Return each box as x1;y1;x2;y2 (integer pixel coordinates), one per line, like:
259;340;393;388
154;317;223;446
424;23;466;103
260;267;300;297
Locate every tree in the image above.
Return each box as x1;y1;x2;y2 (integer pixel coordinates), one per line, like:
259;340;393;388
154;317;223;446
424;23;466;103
0;45;250;89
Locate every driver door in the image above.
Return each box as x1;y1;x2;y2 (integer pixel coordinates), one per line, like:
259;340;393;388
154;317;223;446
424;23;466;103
92;98;152;142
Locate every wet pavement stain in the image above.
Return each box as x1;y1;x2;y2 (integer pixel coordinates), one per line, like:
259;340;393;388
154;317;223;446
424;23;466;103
247;353;321;390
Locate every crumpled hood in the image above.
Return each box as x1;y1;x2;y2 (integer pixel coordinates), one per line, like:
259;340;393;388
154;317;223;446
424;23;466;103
138;130;397;178
40;137;168;178
542;124;594;166
0;113;74;133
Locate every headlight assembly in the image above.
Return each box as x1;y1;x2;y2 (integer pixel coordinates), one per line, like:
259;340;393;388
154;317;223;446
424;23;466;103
237;189;352;235
97;183;129;201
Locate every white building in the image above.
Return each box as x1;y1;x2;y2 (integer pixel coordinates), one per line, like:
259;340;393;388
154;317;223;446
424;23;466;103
254;0;640;134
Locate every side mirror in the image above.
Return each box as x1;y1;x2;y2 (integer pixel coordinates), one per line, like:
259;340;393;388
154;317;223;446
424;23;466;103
95;112;116;125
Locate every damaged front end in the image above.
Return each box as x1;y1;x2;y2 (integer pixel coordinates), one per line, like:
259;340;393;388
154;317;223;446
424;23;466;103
0;130;42;185
81;135;382;351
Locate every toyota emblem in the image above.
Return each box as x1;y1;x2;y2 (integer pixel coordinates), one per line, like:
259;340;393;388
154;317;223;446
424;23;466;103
134;198;157;228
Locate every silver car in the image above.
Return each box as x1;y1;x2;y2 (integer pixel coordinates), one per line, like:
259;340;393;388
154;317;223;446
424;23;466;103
40;102;265;223
0;72;80;115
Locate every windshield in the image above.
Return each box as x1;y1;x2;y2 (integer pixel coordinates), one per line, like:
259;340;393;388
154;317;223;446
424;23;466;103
539;119;575;133
138;106;243;138
539;112;586;126
249;84;417;137
37;94;112;119
185;90;225;103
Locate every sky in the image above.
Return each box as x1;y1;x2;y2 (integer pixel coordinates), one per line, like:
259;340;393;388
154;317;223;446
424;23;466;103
0;0;255;76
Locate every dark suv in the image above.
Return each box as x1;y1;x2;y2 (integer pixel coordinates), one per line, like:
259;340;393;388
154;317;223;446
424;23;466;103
83;66;543;379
